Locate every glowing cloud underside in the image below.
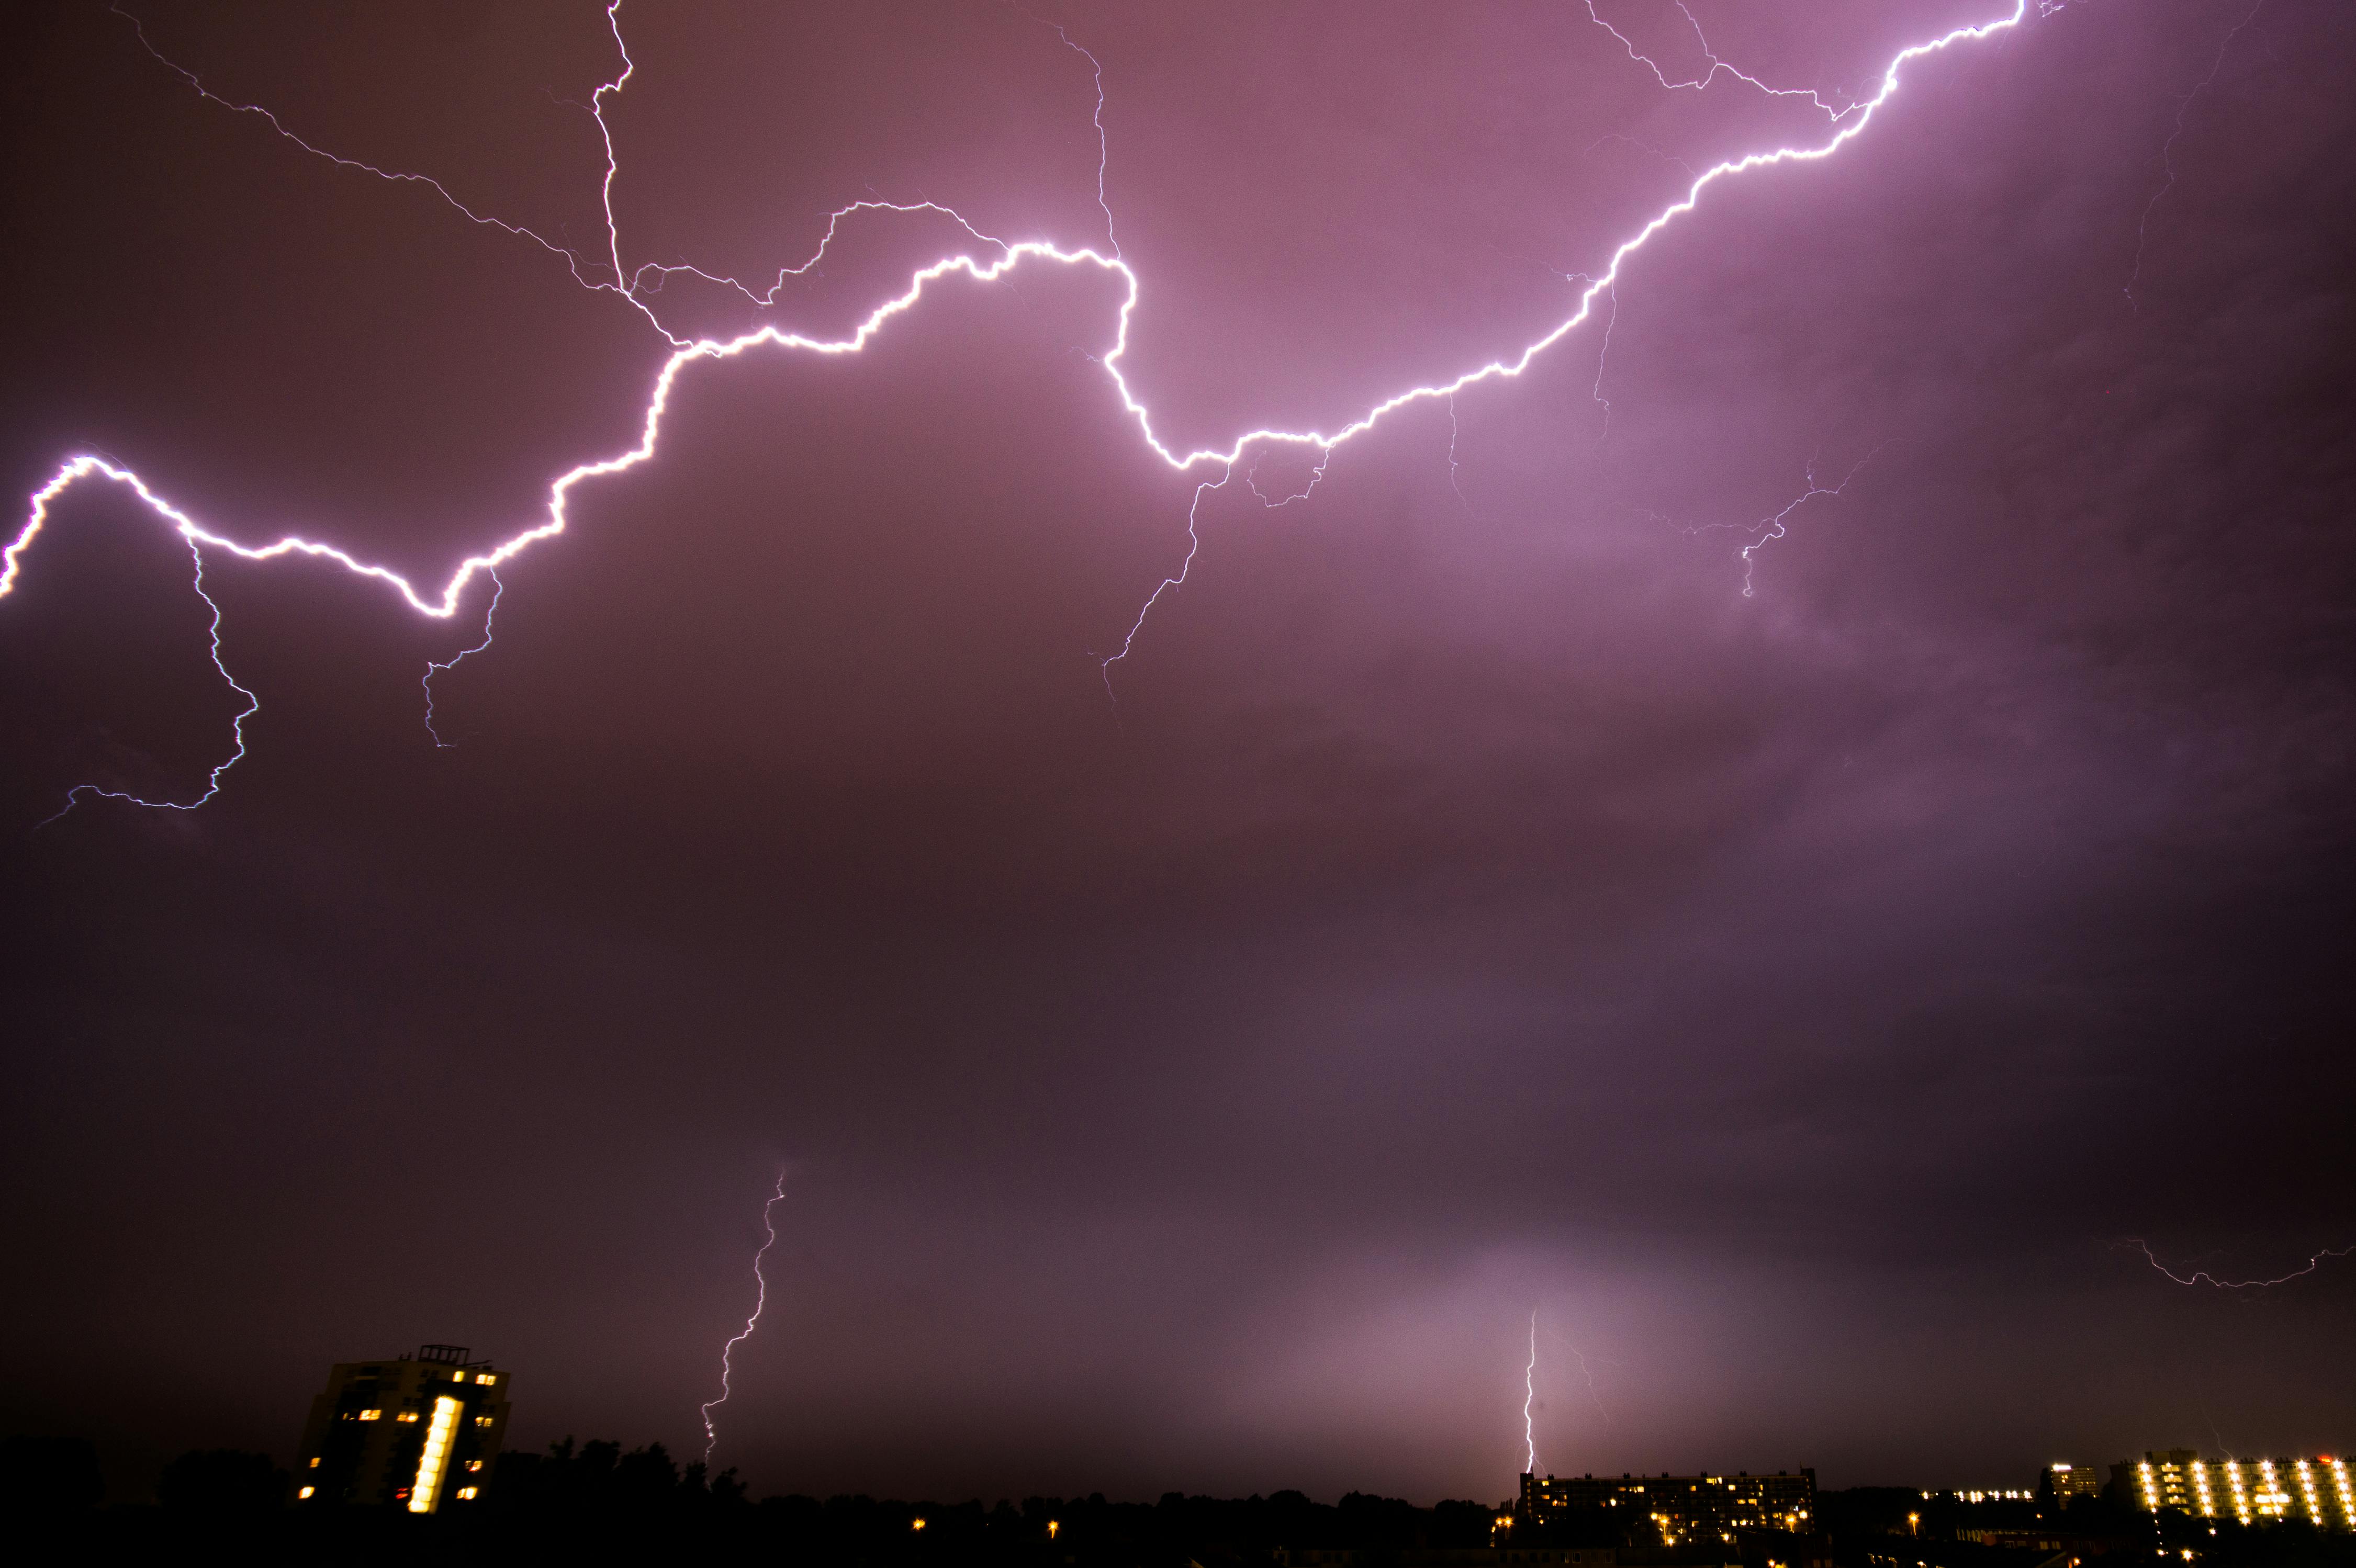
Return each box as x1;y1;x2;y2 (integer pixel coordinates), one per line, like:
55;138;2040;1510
3;3;2035;814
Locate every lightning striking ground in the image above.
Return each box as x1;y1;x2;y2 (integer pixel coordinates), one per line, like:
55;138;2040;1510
2128;1239;2354;1291
702;1171;790;1464
7;2;2038;815
1523;1310;1541;1476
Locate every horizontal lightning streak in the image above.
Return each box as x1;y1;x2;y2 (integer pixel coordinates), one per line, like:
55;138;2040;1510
1584;1;1859;124
2129;1239;2354;1291
6;1;2034;803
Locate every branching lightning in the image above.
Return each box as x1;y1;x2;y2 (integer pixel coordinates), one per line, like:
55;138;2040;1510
1101;466;1231;703
1582;1;1859;126
7;2;2038;816
2127;1239;2354;1291
423;570;503;749
29;476;257;826
702;1171;790;1464
1646;449;1881;596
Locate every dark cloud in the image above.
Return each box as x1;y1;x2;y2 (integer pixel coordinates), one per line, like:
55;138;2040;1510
2;0;2349;1506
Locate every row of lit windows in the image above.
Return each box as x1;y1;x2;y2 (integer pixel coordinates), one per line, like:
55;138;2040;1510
2136;1457;2353;1530
408;1396;462;1512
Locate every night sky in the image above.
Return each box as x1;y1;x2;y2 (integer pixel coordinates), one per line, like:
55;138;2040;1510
3;0;2350;1507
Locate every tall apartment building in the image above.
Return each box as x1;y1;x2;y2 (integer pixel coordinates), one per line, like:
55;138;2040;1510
2118;1450;2353;1531
2045;1463;2104;1503
293;1344;512;1511
1520;1470;1816;1546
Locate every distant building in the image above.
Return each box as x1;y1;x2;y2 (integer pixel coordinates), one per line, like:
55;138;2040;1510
1519;1471;1816;1547
2045;1463;2104;1503
1957;1529;2138;1560
2112;1451;2353;1531
1282;1544;1611;1554
1923;1489;2034;1503
293;1344;512;1511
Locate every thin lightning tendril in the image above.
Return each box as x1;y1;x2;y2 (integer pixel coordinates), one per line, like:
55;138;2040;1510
1049;22;1120;260
1545;1326;1611;1428
1244;448;1332;511
1101;466;1231;704
2128;1239;2353;1291
7;2;2037;815
1446;394;1472;514
1583;1;1860;125
1648;449;1882;597
2125;0;2267;311
1524;1309;1541;1476
33;527;257;827
702;1171;789;1464
105;3;616;295
423;570;502;749
1589;278;1619;443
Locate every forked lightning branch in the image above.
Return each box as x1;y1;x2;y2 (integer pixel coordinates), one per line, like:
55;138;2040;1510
4;3;2037;818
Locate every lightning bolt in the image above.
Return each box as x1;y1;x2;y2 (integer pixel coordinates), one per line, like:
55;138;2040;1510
7;2;2038;815
1586;277;1619;444
2125;0;2268;311
30;504;257;826
422;570;503;750
1524;1308;1541;1476
2127;1239;2354;1290
702;1171;789;1465
1581;1;1860;125
1544;1325;1612;1428
1639;448;1880;595
1446;394;1473;514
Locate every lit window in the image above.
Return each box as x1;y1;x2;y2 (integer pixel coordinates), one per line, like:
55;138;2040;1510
398;1411;420;1423
475;1415;493;1427
358;1409;382;1422
456;1486;479;1500
408;1395;462;1514
476;1373;496;1385
466;1460;484;1472
298;1486;315;1499
308;1457;321;1468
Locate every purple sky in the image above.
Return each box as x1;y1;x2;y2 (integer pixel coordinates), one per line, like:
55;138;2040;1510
3;0;2350;1505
